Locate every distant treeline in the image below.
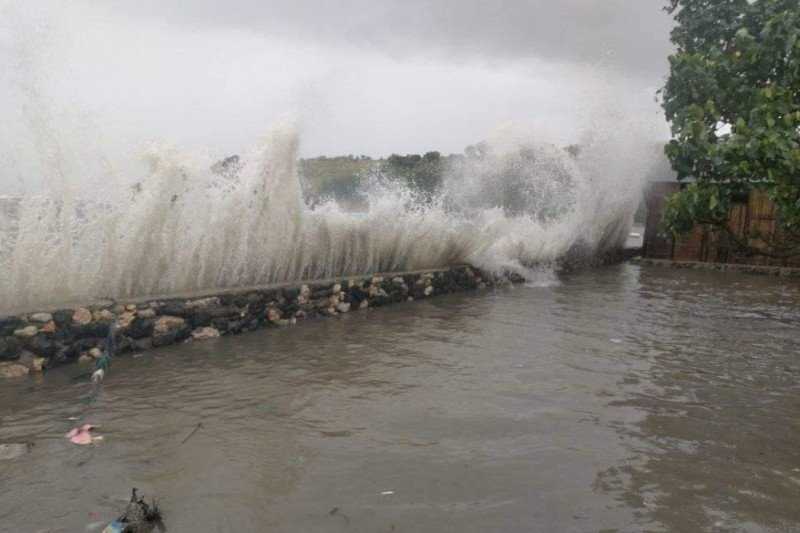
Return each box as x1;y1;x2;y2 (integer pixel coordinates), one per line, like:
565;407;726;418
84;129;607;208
280;144;649;222
299;143;502;207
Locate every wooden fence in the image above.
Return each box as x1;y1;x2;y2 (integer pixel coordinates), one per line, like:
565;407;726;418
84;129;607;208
643;182;800;267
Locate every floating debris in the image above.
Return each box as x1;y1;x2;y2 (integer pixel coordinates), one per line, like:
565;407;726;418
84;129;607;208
0;442;32;461
66;424;102;445
103;488;163;533
180;422;203;445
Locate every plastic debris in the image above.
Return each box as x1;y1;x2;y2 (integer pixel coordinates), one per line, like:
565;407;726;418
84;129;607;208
92;368;105;384
66;424;102;445
380;491;395;496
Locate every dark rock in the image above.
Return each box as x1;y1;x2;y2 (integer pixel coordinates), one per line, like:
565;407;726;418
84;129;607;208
52;337;100;364
311;288;332;299
126;318;154;339
0;317;24;337
70;321;110;339
259;290;280;302
248;301;267;317
208;306;241;319
115;335;137;354
507;272;525;283
52;309;74;328
282;287;299;301
348;286;369;304
159;301;191;317
23;334;58;358
211;318;231;333
190;310;212;328
281;303;299;317
0;337;21;360
152;325;191;348
190;306;240;328
246;292;265;304
226;320;246;334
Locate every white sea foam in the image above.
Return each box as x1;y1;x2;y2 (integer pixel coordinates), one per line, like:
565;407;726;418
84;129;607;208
0;2;662;313
0;118;652;313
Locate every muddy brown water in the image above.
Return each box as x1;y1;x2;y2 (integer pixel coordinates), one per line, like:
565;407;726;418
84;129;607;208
1;264;799;532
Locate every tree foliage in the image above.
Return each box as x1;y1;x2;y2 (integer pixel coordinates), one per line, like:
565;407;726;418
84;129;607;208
383;151;446;198
661;0;800;257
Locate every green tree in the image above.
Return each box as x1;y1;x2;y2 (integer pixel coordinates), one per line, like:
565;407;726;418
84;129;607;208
383;152;445;198
661;0;800;258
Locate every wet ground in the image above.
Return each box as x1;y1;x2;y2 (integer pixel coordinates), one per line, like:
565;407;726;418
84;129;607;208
1;264;799;532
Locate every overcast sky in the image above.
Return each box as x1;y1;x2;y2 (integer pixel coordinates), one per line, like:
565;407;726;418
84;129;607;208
1;0;674;162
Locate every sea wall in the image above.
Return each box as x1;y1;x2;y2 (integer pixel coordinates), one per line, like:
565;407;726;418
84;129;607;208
0;266;516;378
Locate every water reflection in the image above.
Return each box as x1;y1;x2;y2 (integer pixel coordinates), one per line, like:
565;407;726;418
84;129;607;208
597;266;800;532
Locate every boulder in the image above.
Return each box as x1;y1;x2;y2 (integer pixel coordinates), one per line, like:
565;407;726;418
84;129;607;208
0;337;21;360
158;302;191;317
29;312;53;323
71;321;110;339
51;309;74;328
0;317;24;337
186;297;220;309
282;287;300;301
154;316;186;335
73;307;93;325
137;308;157;319
24;334;58;358
118;311;136;328
13;326;38;338
151;327;190;348
348;286;368;304
191;327;220;340
0;362;29;378
31;356;47;372
92;309;115;322
152;316;189;347
266;308;282;323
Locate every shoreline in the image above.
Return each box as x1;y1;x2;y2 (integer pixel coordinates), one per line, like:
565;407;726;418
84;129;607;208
629;257;800;278
0;266;519;378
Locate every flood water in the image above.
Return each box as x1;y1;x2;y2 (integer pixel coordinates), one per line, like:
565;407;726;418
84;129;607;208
1;264;799;532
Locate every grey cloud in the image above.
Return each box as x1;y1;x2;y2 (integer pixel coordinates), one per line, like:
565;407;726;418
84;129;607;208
106;0;674;80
